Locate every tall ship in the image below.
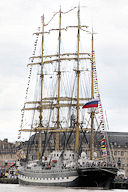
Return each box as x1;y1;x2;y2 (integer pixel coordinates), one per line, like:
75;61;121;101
17;6;118;188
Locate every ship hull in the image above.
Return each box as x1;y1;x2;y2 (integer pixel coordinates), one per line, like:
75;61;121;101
18;166;117;188
18;167;79;187
77;167;118;188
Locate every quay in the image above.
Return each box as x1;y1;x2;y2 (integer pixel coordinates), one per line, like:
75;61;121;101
112;177;128;189
0;178;18;184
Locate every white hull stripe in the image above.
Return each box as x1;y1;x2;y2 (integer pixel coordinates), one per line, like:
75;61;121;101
18;175;78;184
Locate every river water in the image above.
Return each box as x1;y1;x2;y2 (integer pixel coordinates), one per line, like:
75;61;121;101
0;185;126;192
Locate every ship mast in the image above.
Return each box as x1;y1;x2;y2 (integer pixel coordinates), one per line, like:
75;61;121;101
75;5;80;153
56;7;61;150
90;29;94;160
38;15;45;159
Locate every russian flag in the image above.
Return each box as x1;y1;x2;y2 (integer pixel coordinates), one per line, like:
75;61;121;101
82;99;98;109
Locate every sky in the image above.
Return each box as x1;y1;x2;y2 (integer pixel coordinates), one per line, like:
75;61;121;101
0;0;128;142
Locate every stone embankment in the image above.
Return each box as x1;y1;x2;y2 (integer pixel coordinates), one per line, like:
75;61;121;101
0;178;18;184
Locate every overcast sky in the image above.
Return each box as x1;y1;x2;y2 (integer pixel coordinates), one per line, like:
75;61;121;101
0;0;128;142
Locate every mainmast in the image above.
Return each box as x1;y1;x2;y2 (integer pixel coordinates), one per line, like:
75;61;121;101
56;7;61;150
38;15;45;159
75;5;80;153
90;29;94;160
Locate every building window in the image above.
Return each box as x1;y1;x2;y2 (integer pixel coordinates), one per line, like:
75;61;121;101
121;151;124;156
121;158;124;163
114;151;117;156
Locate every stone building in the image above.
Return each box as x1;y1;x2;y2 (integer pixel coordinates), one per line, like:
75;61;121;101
0;139;17;166
107;132;128;176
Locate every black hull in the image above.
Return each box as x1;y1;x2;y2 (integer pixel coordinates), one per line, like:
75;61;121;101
77;167;118;188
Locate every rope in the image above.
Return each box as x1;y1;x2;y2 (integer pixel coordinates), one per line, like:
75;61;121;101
18;27;40;143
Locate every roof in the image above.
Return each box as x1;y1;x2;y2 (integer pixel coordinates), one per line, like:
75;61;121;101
107;131;128;147
27;131;128;148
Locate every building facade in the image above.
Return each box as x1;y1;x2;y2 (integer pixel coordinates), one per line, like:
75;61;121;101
0;139;17;166
107;132;128;176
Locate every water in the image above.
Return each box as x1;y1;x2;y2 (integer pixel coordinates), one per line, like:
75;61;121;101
0;185;126;192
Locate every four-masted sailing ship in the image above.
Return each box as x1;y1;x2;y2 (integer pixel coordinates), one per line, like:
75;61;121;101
18;6;118;188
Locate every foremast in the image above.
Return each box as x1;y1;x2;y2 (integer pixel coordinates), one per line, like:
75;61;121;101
75;5;80;153
56;7;62;151
75;6;95;160
38;15;45;160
